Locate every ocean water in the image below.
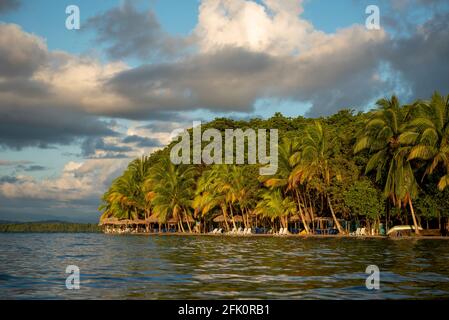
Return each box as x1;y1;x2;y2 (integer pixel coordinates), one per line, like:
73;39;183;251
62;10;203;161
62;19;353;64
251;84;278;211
1;233;449;299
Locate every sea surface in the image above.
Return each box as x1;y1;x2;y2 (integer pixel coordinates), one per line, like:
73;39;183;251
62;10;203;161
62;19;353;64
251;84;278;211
1;233;449;299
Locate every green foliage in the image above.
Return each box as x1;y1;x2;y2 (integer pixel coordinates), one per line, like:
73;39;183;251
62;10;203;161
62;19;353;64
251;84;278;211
147;157;197;225
343;179;385;220
98;92;449;233
416;182;449;219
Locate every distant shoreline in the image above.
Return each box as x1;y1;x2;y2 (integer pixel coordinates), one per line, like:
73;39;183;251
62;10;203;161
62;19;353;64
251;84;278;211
0;222;101;233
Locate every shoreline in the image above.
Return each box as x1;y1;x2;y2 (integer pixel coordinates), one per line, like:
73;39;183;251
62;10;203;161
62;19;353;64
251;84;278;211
107;232;449;240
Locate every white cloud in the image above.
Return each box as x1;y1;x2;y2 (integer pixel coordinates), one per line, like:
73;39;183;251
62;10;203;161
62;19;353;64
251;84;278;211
0;159;128;201
195;0;318;56
63;161;83;172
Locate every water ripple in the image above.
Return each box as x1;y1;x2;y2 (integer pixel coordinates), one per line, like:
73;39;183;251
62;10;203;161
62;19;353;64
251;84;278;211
1;234;449;299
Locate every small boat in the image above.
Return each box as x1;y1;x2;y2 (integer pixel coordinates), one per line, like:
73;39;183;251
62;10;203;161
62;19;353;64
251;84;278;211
387;225;423;237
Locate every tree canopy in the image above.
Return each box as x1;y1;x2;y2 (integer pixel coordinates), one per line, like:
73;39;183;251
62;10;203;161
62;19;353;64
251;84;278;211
99;92;449;235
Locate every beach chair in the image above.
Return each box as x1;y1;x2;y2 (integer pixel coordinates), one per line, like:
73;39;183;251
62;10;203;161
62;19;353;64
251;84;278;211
360;227;367;236
210;228;218;234
238;227;243;234
217;228;223;234
246;228;252;235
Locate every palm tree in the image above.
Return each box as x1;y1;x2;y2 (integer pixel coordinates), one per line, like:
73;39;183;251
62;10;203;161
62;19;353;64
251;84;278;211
128;156;153;220
99;170;142;221
194;165;231;230
255;190;296;230
192;189;218;231
355;96;421;234
261;138;311;233
227;165;257;228
292;121;345;234
146;157;197;232
99;156;154;222
407;92;449;191
195;165;254;230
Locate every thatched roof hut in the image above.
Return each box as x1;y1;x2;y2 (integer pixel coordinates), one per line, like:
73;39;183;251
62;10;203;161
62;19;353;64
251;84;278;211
213;215;243;223
99;217;151;227
146;215;159;223
98;217;119;226
314;217;334;229
289;215;300;222
213;215;228;223
167;217;179;224
165;215;195;224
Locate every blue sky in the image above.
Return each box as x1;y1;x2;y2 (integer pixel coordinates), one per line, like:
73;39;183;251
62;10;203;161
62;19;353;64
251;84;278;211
0;0;368;58
1;0;448;222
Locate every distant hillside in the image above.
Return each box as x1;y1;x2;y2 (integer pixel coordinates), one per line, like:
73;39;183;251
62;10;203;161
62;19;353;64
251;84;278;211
0;222;101;233
0;220;18;224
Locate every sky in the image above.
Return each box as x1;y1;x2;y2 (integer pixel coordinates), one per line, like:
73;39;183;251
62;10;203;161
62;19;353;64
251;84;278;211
0;0;448;222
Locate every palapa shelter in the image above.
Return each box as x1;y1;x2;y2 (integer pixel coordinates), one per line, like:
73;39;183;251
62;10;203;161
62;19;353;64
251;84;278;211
166;215;195;224
213;215;230;223
146;215;159;224
213;214;243;223
289;215;300;222
98;217;122;226
99;213;197;234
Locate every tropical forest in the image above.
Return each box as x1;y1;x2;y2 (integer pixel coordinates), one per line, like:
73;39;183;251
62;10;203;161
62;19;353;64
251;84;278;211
99;93;449;236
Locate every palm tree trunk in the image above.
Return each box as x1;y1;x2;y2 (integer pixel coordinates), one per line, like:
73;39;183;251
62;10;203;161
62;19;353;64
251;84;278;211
245;208;251;228
327;195;344;234
295;190;310;234
386;200;390;232
178;217;185;233
230;205;237;230
242;208;248;228
222;205;230;231
408;198;421;236
184;211;192;233
305;192;315;232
